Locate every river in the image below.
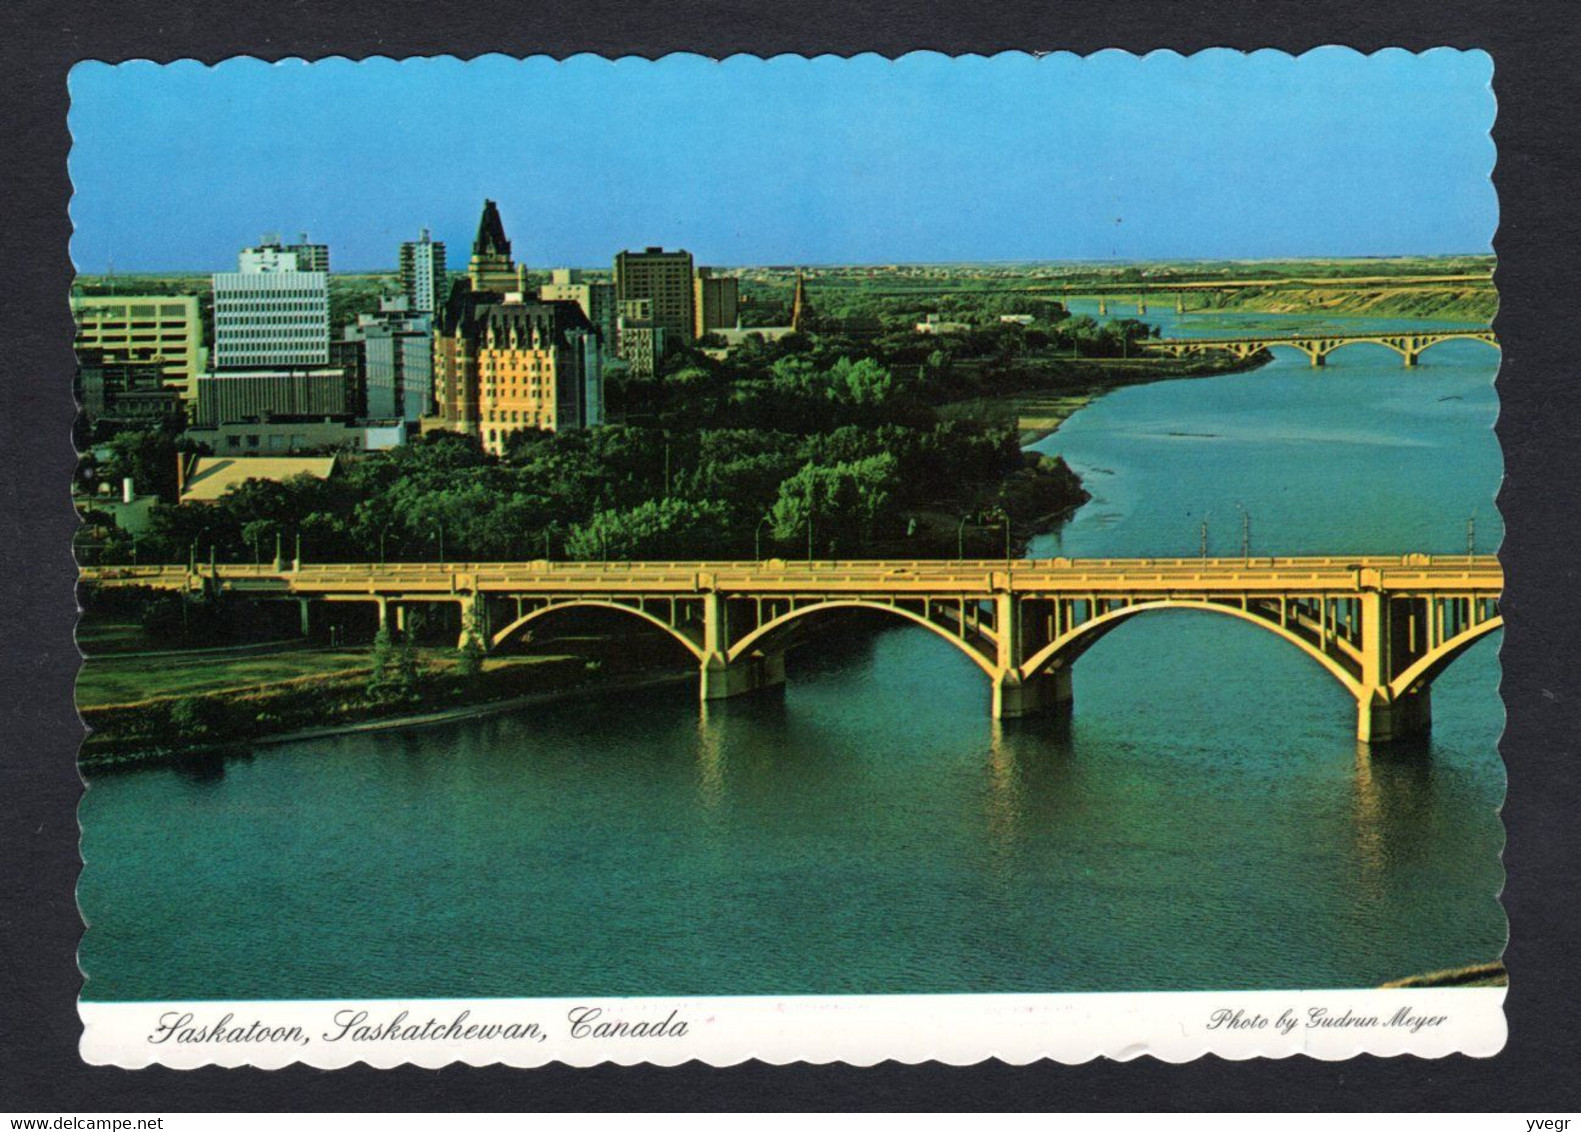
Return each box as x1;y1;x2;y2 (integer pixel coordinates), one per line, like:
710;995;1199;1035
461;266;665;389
79;307;1505;1002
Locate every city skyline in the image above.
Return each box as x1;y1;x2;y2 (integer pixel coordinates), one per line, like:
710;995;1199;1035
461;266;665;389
69;49;1496;273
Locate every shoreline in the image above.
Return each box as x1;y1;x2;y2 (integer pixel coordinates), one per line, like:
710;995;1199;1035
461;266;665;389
938;353;1268;448
80;668;697;773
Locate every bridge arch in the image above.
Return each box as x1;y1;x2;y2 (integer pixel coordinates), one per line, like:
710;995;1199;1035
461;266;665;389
1317;338;1418;364
1018;599;1363;698
489;598;706;661
1388;616;1503;699
726;599;999;678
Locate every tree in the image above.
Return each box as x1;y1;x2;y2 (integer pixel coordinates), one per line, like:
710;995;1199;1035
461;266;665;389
829;357;895;406
566;498;732;561
367;623;396;700
99;428;182;502
394;630;421;701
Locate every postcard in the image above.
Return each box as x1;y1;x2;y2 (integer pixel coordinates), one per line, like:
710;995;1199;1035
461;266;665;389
69;49;1504;1067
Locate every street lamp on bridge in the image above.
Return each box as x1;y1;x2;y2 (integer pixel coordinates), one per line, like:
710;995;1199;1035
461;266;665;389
756;514;772;561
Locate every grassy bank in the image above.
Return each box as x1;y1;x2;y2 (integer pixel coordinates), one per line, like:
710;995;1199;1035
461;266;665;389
1199;284;1496;323
78;632;692;767
77;645;374;706
79;652;690;769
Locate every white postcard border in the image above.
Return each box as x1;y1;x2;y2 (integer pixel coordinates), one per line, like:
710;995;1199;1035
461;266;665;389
82;987;1506;1068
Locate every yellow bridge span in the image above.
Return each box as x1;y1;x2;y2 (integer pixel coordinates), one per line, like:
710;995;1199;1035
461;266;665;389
81;554;1503;744
1144;328;1498;367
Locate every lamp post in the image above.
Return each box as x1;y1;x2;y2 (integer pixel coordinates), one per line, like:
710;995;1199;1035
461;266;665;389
188;525;211;573
1236;503;1251;559
957;515;970;561
1467;514;1477;556
379;523;393;565
1003;513;1013;570
756;515;772;561
434;522;445;565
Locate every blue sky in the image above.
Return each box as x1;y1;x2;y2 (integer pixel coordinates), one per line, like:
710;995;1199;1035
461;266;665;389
68;50;1496;272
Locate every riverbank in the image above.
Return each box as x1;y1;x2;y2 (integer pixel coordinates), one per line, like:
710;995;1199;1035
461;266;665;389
78;626;696;770
1198;283;1496;323
80;664;695;773
939;352;1266;445
1381;961;1507;988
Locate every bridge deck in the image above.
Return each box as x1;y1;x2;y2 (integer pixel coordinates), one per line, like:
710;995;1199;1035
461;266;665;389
1150;329;1495;346
81;555;1503;596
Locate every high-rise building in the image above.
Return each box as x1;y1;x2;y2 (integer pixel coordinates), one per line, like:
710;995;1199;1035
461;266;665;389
284;232;329;274
615;298;665;378
399;228;447;316
75;348;185;429
70;293;208;403
212;240;330;371
430;287;604;457
540;268;618;350
614;246;694;348
342;297;434;422
693;267;740;338
467;200;527;294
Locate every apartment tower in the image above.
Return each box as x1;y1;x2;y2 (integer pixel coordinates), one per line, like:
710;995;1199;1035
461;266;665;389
614;246;695;348
399;228;448;316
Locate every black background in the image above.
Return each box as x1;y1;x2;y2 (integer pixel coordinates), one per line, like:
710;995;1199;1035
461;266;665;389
2;0;1577;1112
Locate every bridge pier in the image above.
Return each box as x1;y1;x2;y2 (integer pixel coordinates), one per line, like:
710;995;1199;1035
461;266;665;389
1358;687;1432;744
992;667;1073;719
699;651;786;703
457;592;488;651
298;599;311;637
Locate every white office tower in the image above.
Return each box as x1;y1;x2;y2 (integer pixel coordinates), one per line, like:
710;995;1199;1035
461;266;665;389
212;239;330;371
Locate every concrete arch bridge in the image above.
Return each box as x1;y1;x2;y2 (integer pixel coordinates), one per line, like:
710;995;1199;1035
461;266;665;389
81;554;1502;745
1145;328;1498;367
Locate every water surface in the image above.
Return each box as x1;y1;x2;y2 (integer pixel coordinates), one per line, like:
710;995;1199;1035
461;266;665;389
80;311;1504;1001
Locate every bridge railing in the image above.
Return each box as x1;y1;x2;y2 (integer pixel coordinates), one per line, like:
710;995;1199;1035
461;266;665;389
80;555;1503;594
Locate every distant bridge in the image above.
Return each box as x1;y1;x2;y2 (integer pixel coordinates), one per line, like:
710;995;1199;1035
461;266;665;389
1143;328;1499;367
82;554;1502;744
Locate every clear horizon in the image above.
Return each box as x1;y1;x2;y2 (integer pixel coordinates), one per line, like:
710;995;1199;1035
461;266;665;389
69;50;1497;273
73;253;1497;279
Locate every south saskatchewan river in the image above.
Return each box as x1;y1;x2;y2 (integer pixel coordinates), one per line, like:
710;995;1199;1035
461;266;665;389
80;308;1505;1001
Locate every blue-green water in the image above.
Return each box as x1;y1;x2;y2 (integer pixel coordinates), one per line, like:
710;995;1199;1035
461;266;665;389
79;314;1505;1001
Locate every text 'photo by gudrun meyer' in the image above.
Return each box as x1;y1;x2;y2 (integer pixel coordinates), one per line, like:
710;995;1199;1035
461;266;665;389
68;49;1505;1066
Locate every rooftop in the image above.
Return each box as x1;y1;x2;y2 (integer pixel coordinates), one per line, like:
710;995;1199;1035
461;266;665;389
181;455;338;503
